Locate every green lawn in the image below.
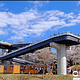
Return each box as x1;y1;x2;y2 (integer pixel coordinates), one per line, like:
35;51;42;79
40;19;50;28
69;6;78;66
0;74;79;80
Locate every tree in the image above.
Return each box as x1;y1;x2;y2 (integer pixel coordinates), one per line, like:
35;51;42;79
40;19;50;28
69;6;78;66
36;47;54;79
67;44;80;66
37;47;54;65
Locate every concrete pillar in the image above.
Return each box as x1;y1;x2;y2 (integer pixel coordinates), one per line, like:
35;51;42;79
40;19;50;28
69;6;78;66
2;49;8;65
2;49;8;55
57;44;67;75
50;42;67;75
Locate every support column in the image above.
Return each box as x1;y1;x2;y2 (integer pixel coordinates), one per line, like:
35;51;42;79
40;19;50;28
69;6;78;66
2;49;8;55
2;49;8;65
50;42;67;75
57;44;67;75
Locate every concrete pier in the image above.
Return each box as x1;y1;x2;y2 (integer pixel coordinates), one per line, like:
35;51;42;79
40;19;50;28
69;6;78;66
2;49;8;64
2;49;8;55
50;42;67;75
57;44;67;75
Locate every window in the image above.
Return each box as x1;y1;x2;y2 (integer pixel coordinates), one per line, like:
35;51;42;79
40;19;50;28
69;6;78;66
30;66;34;70
10;66;13;70
35;66;37;70
4;66;7;70
20;66;24;70
25;66;28;70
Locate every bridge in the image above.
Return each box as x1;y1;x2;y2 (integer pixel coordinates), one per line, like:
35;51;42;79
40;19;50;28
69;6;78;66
0;41;33;54
0;41;32;50
9;58;35;64
0;31;80;75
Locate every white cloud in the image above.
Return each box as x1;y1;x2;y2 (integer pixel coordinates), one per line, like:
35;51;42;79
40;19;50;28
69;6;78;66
30;1;43;7
29;1;49;10
9;36;24;40
0;8;79;41
0;30;5;35
77;1;80;6
67;12;75;19
0;3;9;11
69;13;80;23
33;1;43;7
4;8;8;11
0;3;4;7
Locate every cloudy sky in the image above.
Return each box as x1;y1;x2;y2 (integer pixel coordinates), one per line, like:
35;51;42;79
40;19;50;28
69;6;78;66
0;1;80;43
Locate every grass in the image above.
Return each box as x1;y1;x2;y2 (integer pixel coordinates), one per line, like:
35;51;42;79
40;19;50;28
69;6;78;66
0;74;79;80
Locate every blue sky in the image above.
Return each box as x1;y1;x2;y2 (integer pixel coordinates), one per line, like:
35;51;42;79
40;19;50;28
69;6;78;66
0;1;80;43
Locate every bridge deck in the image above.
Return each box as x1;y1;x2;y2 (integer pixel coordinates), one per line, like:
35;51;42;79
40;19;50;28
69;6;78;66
9;58;35;64
0;32;80;60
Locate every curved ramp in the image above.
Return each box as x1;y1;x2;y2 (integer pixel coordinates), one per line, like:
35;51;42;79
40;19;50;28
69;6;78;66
9;58;35;64
0;32;80;60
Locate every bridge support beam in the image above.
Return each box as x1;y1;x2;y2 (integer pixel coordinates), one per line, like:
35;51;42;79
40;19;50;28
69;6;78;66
50;42;67;75
2;49;8;65
2;49;8;55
